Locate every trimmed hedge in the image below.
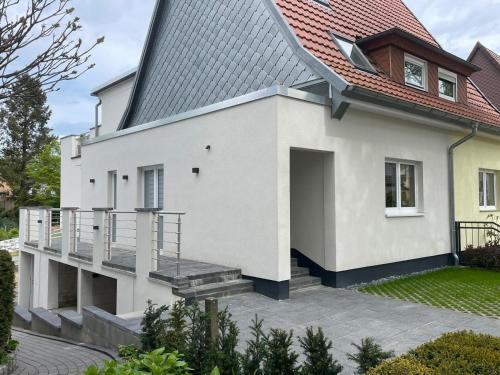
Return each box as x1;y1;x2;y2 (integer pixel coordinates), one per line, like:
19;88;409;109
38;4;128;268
367;358;434;375
461;245;500;269
368;331;500;375
0;251;15;362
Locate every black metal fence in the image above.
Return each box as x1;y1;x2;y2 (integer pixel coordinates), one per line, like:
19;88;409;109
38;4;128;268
455;221;500;263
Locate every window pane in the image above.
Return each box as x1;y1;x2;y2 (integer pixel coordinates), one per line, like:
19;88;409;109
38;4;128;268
157;168;164;210
405;61;423;88
486;172;495;207
144;170;155;208
439;78;455;98
400;164;416;207
385;163;397;208
479;172;485;207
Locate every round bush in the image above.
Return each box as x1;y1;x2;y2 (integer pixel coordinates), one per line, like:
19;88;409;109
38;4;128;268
367;357;435;375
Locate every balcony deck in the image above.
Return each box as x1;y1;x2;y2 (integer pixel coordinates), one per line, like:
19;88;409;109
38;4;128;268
24;239;240;286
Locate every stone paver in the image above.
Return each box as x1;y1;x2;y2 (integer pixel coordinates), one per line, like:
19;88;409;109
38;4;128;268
11;330;113;375
220;286;500;374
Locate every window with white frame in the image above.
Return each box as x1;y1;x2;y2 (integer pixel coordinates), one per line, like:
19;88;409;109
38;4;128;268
385;160;419;214
143;166;164;209
404;54;427;90
438;68;457;101
479;170;496;210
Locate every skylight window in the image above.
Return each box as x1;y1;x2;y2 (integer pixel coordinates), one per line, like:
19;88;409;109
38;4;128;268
332;34;375;73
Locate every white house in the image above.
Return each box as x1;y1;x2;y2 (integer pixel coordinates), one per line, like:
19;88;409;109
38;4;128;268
18;0;500;316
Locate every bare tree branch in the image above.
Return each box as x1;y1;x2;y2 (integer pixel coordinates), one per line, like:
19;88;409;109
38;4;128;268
0;0;104;99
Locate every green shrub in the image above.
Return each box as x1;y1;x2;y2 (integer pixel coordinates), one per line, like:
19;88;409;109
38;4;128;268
408;331;500;374
207;308;241;375
85;348;191;375
461;244;500;269
367;358;434;375
117;344;140;360
161;300;189;355
347;337;394;374
241;315;266;375
185;303;211;375
0;251;15;363
141;300;169;352
262;328;299;375
299;327;342;375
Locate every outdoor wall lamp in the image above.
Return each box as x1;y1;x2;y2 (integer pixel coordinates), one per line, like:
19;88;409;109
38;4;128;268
192;168;200;174
122;175;129;181
205;145;211;150
90;178;95;183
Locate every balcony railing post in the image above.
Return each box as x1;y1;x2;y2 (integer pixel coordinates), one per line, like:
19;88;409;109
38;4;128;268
46;210;52;247
93;208;110;265
19;208;28;244
177;214;182;277
135;208;157;277
60;208;76;259
37;208;49;251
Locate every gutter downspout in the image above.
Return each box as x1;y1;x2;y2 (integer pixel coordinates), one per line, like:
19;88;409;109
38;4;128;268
94;99;102;137
448;123;478;264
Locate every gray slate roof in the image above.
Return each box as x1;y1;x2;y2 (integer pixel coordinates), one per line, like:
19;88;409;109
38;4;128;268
121;0;318;129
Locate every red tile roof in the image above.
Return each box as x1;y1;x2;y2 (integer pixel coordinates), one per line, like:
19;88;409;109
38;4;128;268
276;0;500;127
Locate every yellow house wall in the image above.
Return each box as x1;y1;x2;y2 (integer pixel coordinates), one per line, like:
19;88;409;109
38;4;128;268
454;134;500;221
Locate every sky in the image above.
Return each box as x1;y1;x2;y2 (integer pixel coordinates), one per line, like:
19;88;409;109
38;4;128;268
45;0;500;137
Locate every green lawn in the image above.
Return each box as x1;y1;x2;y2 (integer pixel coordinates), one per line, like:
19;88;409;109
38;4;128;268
359;267;500;319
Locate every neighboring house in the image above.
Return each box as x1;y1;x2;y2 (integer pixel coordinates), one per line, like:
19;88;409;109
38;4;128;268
453;43;500;223
18;0;500;316
0;180;15;211
467;42;500;111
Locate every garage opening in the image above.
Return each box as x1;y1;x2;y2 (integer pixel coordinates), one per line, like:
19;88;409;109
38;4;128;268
48;261;78;311
81;270;117;315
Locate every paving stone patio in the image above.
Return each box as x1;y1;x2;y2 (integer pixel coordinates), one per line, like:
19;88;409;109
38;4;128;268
11;330;113;375
220;286;500;374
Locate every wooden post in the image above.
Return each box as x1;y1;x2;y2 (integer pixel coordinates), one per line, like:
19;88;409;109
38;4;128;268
205;298;219;342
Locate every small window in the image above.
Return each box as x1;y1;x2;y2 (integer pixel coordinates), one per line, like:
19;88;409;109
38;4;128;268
385;160;419;214
143;166;164;209
479;170;496;210
404;54;427;91
332;34;375;72
438;68;457;102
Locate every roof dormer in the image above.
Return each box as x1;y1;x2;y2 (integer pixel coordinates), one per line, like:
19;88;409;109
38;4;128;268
355;28;480;104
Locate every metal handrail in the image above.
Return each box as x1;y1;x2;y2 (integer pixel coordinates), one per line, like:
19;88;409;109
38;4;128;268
152;212;184;276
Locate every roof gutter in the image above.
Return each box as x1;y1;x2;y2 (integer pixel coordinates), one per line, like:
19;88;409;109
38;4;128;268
448;124;478;264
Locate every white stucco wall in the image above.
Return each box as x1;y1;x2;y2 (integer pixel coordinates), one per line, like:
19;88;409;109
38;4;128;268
60;136;82;208
58;91;453;286
97;78;134;135
277;96;451;272
80;98;282;281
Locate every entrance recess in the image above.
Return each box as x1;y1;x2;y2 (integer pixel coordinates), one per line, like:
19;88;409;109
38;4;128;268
290;149;335;270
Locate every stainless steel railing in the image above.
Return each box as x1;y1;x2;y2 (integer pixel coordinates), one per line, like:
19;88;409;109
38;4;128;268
104;211;137;261
152;212;186;276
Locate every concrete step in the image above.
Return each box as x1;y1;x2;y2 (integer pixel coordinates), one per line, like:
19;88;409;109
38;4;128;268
289;275;321;291
187;269;242;287
291;257;298;267
176;279;254;304
291;266;310;277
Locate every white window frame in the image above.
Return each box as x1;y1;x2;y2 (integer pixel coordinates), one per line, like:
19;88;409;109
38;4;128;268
143;165;164;209
404;53;427;91
385;159;420;216
438;67;457;102
332;34;376;73
479;170;496;211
